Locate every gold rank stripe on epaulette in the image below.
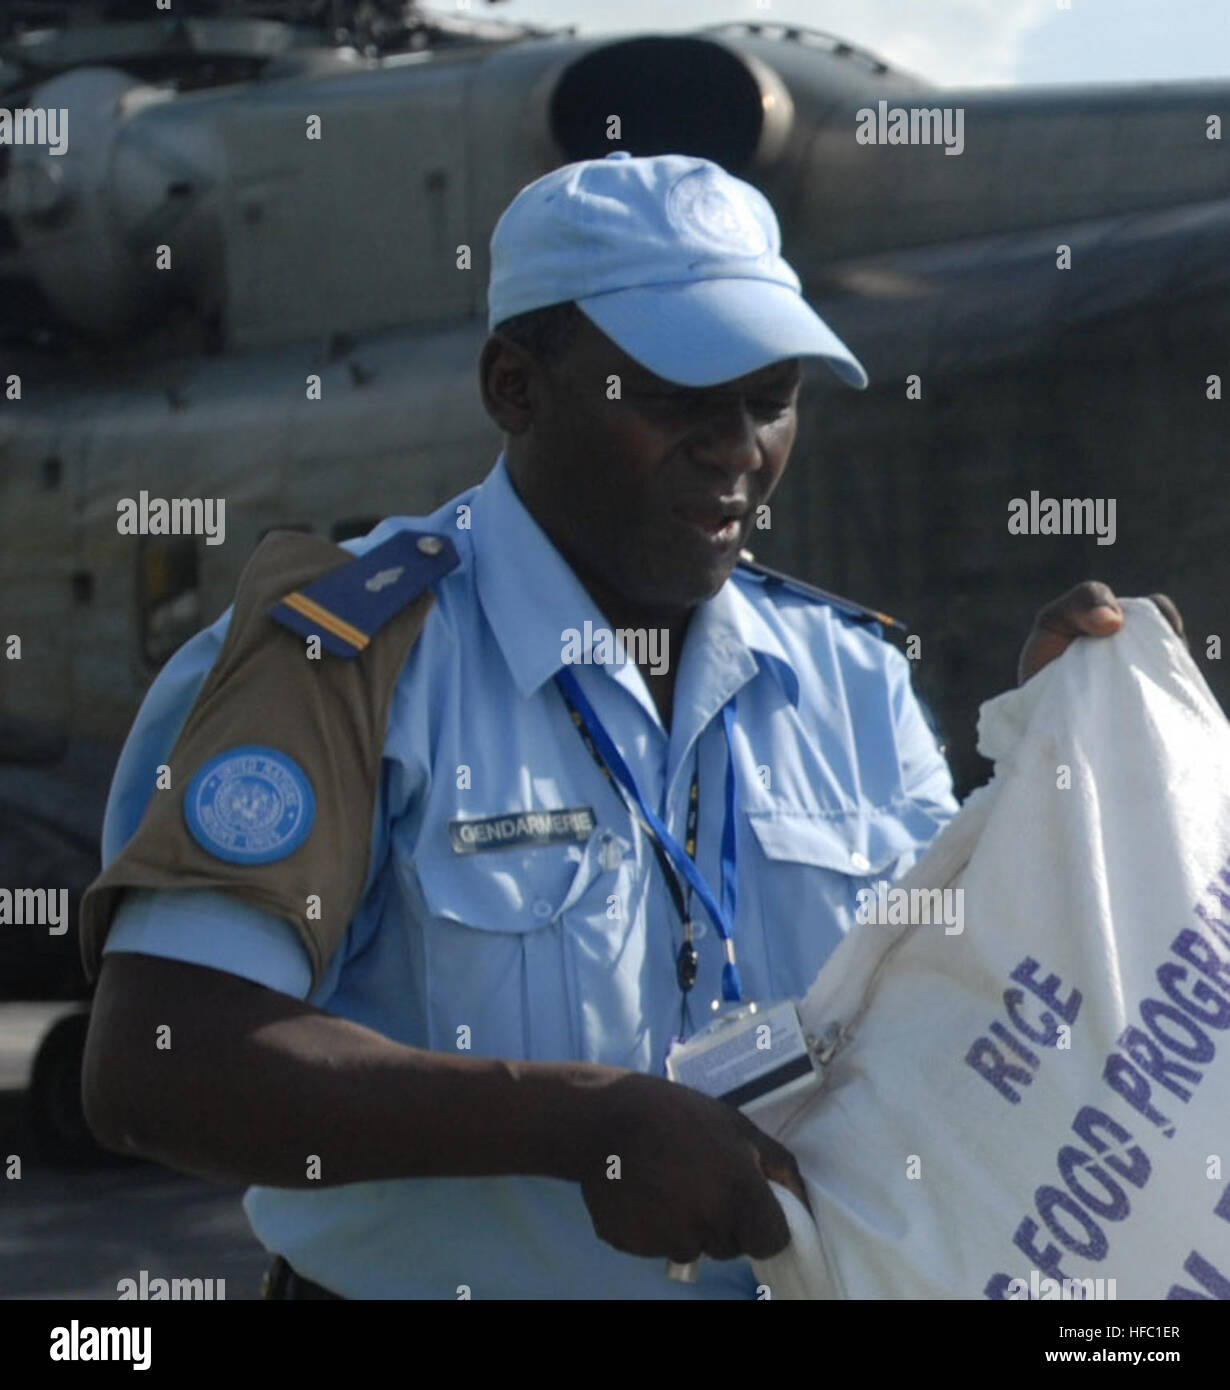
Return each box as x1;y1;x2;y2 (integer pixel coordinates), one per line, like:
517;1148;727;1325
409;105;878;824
736;550;907;632
269;528;460;659
280;590;370;653
78;526;455;995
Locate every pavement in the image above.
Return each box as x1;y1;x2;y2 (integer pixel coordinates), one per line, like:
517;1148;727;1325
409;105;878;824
0;1004;268;1301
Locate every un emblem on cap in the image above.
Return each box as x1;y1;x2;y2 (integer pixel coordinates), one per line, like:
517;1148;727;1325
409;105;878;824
666;167;769;258
184;745;315;864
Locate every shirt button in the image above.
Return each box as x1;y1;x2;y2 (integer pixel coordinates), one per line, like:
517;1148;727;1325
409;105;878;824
532;899;553;920
850;851;871;872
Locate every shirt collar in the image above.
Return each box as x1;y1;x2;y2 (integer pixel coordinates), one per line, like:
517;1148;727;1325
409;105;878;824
684;570;801;709
472;455;611;698
471;453;800;709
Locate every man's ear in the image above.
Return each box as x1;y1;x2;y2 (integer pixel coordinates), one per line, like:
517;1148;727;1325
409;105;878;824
479;334;540;435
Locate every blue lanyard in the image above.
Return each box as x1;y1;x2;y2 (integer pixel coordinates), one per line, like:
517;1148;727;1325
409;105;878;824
554;667;743;1003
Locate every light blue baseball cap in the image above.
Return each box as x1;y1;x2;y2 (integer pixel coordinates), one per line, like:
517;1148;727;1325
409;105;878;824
487;151;867;389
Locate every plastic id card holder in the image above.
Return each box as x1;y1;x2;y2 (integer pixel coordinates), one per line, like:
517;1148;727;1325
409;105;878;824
664;999;822;1118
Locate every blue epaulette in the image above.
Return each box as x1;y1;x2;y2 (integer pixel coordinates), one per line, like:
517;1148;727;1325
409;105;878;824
735;551;907;633
269;528;460;658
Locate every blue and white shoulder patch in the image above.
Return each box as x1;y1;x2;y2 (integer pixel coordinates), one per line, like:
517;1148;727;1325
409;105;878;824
269;528;460;658
184;745;316;864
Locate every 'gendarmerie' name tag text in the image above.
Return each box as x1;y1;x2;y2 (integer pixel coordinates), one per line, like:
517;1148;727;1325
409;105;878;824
448;807;596;854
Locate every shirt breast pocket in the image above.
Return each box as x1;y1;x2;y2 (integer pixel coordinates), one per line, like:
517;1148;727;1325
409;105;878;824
409;826;637;1063
744;805;929;998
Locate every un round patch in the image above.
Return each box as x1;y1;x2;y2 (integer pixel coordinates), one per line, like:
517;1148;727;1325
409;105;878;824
184;746;315;865
666;168;770;258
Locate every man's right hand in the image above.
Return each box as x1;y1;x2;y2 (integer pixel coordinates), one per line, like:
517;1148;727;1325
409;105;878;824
576;1070;807;1264
86;952;808;1264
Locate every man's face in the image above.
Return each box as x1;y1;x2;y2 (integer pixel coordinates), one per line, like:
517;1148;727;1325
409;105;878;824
506;313;801;614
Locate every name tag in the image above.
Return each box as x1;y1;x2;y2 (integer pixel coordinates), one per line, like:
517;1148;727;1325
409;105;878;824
448;806;596;854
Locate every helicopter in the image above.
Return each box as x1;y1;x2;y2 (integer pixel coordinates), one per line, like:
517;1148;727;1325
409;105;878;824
1;0;1228;1158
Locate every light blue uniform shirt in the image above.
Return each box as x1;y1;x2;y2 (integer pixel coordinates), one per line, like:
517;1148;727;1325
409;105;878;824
102;453;957;1299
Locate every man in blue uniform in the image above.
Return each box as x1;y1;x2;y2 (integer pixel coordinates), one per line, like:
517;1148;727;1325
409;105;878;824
78;152;1167;1299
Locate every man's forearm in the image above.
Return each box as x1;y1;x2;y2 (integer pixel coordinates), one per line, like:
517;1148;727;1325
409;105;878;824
84;954;618;1189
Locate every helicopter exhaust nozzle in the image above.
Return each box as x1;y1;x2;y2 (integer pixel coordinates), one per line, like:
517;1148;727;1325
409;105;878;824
547;35;794;174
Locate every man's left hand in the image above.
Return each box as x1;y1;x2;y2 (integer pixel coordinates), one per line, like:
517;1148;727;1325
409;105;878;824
1018;580;1186;685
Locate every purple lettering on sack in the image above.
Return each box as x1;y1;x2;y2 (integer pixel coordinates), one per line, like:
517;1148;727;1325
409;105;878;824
991;1019;1040;1068
1157;960;1230;1029
1166;1180;1230;1296
1166;1250;1230;1300
1118;1023;1204;1100
1070;1106;1151;1188
1171;929;1230;995
984;851;1230;1300
965;958;1078;1103
1140;997;1216;1062
1004;987;1060;1046
1011;957;1082;1024
965;1037;1030;1103
1011;1217;1068;1282
983;1271;1019;1300
1036;1185;1108;1260
1102;1054;1175;1136
1056;1145;1130;1221
1196;903;1230;944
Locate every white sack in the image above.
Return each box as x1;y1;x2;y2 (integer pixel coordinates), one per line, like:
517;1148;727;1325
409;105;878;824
751;599;1230;1300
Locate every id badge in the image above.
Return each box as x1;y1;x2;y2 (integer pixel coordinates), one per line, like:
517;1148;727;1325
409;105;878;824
664;999;822;1118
